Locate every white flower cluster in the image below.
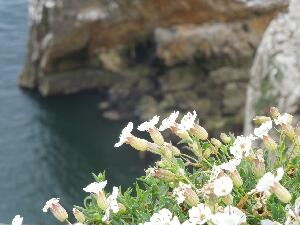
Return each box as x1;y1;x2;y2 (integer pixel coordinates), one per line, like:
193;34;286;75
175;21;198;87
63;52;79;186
114;109;299;225
42;107;300;225
83;180;120;222
142;205;246;225
229;134;255;159
139;208;181;225
114;110;207;149
172;182;193;204
102;186;120;222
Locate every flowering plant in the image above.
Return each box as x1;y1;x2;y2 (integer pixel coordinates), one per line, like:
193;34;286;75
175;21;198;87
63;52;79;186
43;107;300;225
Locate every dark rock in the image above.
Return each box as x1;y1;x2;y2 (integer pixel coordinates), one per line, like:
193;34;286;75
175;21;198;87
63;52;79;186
210;67;249;85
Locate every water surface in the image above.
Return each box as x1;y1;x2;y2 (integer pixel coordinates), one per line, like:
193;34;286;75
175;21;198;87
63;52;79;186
0;1;148;224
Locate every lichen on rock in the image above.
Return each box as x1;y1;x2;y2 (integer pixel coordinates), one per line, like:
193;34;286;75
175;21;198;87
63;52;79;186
245;0;300;134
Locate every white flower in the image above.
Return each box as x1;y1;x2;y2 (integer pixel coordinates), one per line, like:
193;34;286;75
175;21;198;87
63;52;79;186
42;198;60;212
294;196;300;221
114;122;133;147
253;168;291;203
254;120;273;139
83;181;107;194
261;219;282;225
274;113;292;125
212;206;246;225
210;166;222;181
145;167;156;177
42;198;68;222
138;115;160;131
256;168;283;192
102;187;120;222
284;210;298;225
178;111;197;131
140;208;181;225
223;206;246;223
213;176;233;197
173;182;191;204
188;203;212;225
219;158;241;173
159;111;179;131
12;215;23;225
230;135;255;159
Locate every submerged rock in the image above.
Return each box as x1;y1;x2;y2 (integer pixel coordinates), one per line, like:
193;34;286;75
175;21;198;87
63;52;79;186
245;0;299;134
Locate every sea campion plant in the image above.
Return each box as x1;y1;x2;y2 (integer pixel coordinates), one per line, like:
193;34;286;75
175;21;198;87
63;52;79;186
43;107;300;225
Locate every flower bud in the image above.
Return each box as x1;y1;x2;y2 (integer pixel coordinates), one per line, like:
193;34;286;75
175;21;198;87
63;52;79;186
231;170;243;187
51;206;68;222
43;198;68;222
263;135;277;152
220;133;231;144
184;188;199;207
173;129;191;141
211;138;222;149
270;107;280;119
117;203;126;214
207;201;218;212
164;143;180;156
147;142;162;155
253;161;265;179
127;136;149;151
253;116;271;125
190;142;201;158
149;127;164;146
282;124;295;140
72;208;85;223
190;124;208;140
170;145;181;156
153;169;177;182
211;146;219;155
222;194;233;205
96;191;108;210
271;182;292;203
253;149;265;178
162;147;174;159
203;148;212;158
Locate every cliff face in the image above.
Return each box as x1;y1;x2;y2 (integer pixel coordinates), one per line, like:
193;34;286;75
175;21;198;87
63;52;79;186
245;0;300;134
21;0;287;132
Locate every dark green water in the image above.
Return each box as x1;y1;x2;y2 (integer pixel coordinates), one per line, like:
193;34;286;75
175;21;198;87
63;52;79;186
0;1;149;224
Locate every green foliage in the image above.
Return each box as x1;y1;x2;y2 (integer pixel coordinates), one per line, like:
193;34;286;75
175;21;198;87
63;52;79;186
45;108;300;225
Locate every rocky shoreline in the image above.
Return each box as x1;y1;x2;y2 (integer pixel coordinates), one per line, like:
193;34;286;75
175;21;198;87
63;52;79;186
21;0;288;133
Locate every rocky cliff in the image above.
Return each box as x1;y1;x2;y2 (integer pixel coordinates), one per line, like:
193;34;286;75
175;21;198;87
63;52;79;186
245;0;299;133
21;0;287;133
